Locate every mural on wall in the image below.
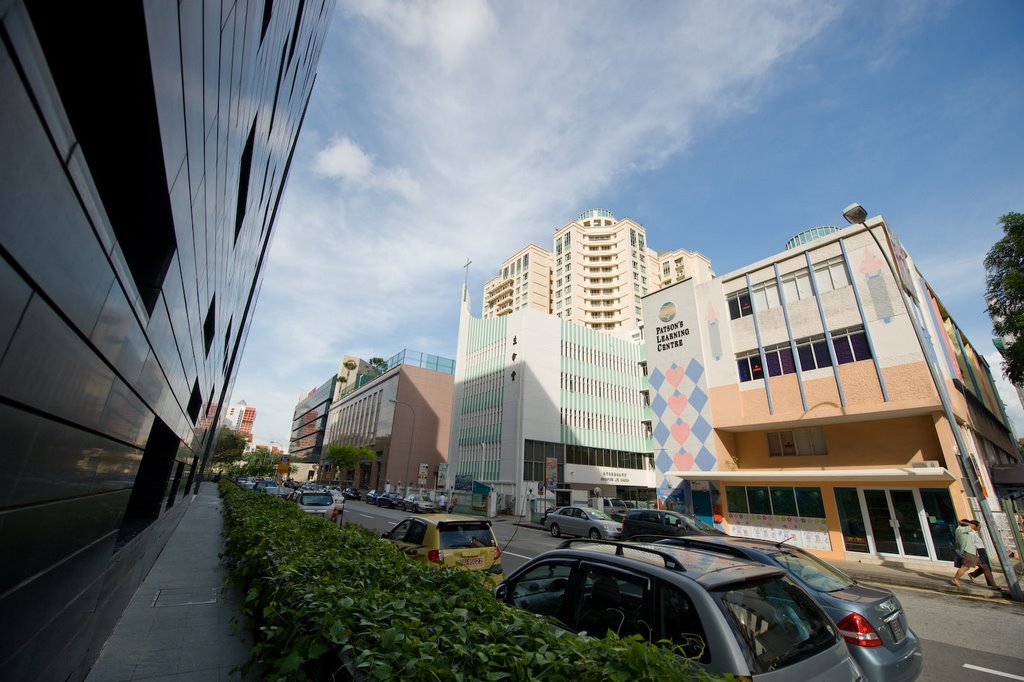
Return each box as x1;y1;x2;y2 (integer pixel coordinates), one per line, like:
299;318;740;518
727;513;832;551
643;281;719;506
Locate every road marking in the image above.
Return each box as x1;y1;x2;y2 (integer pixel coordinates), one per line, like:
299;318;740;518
963;664;1024;680
503;551;533;560
358;514;375;519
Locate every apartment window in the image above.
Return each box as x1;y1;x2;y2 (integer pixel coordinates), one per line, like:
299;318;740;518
503;267;509;279
814;257;850;293
564;285;571;294
736;353;765;382
555;289;562;298
663;262;670;276
829;326;873;365
728;291;752;319
565;297;571;306
557;258;562;266
523;253;529;267
565;233;571;247
638;236;645;250
751;281;781;311
782;269;813;301
635;307;641;316
565;252;571;261
630;229;637;246
767;428;828;456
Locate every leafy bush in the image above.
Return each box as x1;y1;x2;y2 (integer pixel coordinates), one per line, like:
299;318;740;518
219;481;730;681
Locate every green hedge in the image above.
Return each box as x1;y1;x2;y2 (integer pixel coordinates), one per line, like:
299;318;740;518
219;481;730;681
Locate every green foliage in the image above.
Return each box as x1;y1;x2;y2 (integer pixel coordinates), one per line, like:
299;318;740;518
368;356;389;375
985;212;1024;385
213;427;249;468
226;447;278;478
218;481;730;681
324;443;374;477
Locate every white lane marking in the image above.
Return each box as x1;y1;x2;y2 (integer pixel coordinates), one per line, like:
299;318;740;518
358;514;375;519
503;551;534;560
963;664;1024;680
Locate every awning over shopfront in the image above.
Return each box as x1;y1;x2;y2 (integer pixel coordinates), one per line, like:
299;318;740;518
664;467;956;483
990;464;1024;487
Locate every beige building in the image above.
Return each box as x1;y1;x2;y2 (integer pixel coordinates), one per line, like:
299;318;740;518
483;209;712;332
642;213;1019;566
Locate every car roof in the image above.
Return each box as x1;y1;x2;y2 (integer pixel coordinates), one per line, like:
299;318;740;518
544;539;785;588
403;514;492;526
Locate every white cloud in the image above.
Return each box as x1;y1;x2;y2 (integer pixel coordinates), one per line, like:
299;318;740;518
314;136;374;182
234;2;847;446
341;0;497;69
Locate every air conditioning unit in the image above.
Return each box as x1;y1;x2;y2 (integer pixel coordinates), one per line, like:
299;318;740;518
911;461;940;468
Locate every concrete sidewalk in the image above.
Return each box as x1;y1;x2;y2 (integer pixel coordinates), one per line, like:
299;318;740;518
85;484;253;682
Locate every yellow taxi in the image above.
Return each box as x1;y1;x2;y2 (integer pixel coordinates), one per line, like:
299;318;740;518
381;514;503;581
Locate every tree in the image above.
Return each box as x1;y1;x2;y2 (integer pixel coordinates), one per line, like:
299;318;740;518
212;427;248;469
323;443;374;482
225;446;278;478
368;356;389;375
985;212;1024;385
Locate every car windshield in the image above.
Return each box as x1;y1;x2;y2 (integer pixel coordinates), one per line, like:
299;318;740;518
771;548;855;592
586;510;614;521
300;494;333;506
679;514;717;532
714;576;837;674
439;522;495;549
609;498;626;507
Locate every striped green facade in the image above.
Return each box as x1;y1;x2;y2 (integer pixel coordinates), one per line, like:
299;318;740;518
559;320;651;453
456;316;507;481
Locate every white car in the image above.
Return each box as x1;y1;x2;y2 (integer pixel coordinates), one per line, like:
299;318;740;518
294;492;337;519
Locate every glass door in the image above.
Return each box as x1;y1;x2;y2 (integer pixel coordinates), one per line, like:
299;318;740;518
890;490;928;557
863;489;929;558
864;490;898;554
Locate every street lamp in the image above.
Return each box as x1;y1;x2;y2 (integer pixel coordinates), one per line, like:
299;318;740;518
843;204;1022;601
389;399;416;498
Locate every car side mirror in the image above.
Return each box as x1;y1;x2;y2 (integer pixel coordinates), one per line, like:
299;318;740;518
381;531;392;539
494;584;508;601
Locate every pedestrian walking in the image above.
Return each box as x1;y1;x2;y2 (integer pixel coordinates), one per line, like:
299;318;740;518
951;519;981;587
437;492;447;513
966;520;998;589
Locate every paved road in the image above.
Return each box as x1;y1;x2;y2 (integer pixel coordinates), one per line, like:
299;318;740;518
342;503;1024;682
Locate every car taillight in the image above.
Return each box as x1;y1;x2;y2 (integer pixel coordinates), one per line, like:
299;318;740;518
427;550;444;564
494;545;502;560
837;612;882;647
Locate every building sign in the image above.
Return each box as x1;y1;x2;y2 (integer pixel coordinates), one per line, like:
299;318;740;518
564;463;655;488
437;463;448;488
418;463;428;486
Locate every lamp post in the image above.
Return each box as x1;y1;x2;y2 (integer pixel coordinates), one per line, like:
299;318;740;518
389;399;416;498
843;204;1022;601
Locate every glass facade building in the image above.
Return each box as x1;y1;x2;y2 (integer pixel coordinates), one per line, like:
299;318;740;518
0;1;334;678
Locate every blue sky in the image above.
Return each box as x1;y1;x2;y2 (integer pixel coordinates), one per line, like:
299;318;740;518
234;0;1024;448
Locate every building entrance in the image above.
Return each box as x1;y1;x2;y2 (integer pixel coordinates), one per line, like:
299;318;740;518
835;487;956;561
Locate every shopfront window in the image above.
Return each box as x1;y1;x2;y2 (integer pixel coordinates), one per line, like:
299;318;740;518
834;487;869;553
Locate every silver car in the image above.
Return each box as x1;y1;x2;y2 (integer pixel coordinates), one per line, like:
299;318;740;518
544;506;622;539
496;539;866;680
650;536;921;682
295;492;337;519
402;495;436;513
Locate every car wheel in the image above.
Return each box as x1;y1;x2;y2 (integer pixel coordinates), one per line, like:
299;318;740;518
549;524;561;538
588;528;601;540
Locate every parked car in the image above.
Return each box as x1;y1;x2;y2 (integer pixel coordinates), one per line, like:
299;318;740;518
619;509;724;540
364;490;382;504
381;515;503;581
252;480;280;495
294;491;337;520
377;491;405;509
495;539;865;680
544;506;622;539
341;487;361;500
592;497;628;516
646;536;921;682
402;495;436;513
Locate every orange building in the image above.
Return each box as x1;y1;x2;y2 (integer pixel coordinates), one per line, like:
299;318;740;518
643;214;1019;566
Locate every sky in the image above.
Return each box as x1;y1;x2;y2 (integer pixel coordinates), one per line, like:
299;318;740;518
233;0;1024;449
